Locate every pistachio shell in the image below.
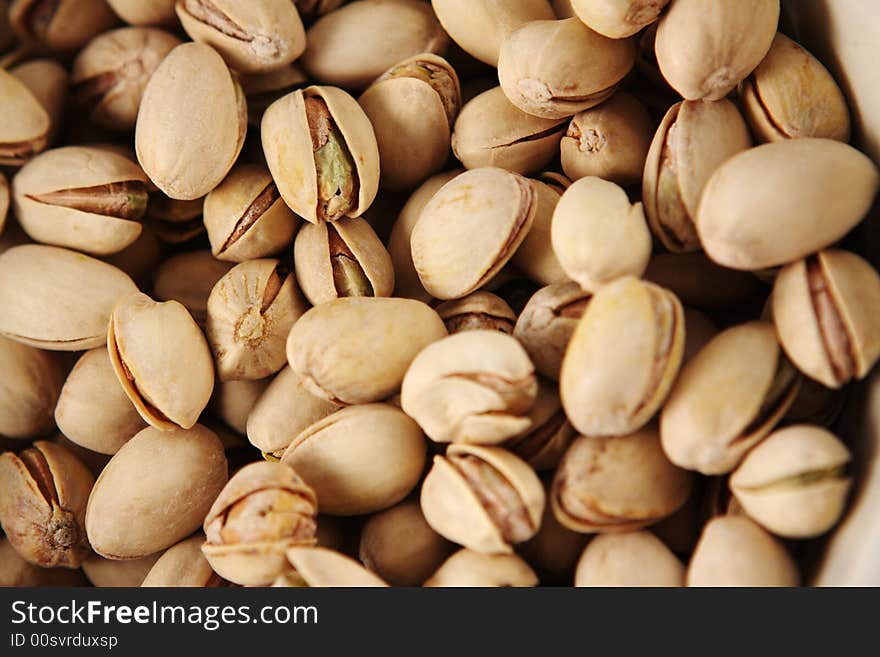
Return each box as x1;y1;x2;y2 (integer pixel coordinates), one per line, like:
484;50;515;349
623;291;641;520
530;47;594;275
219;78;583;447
0;336;64;439
6;59;68;159
153;251;233;328
569;0;670;39
424;549;538;587
0;173;8;235
106;0;177;26
503;377;575;471
286;546;388;587
0;538;88;586
435;292;517;335
240;62;309;127
83;552;160;587
510;179;569;286
142;534;218;587
575;531;684;587
0;67;50;166
211;377;268;436
10;0;118;52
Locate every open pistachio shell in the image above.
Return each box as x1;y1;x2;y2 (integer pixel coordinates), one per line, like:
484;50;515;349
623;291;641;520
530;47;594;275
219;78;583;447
0;336;64;440
285;546;388;587
575;531;684;587
435;292;517;335
142;534;224;587
10;0;118;52
424;548;538;587
569;0;670;39
0;67;51;166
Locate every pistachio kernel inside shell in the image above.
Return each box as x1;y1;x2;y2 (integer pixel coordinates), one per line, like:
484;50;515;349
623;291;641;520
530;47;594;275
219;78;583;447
207;488;316;545
220;181;281;254
27;181;150;221
328;224;373;297
305;96;358;223
807;256;857;385
386;61;459;125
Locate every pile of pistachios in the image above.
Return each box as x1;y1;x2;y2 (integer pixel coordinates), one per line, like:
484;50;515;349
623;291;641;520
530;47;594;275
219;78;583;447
1;0;879;588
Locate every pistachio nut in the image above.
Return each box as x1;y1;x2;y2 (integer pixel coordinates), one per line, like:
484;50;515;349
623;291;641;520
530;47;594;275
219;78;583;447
142;534;226;587
294;216;395;305
655;0;779;101
144;191;206;244
136;42;246;200
102;228;161;290
283;546;389;587
511;178;570;286
9;0;118;52
106;0;177;26
451;87;567;175
206;259;308;381
1;538;88;587
262;85;380;224
211;377;269;436
642;99;752;253
772;249;880;389
569;0;670;39
560;277;684;436
503;378;575;471
71;26;182;132
686;515;799;586
0;245;137;351
513;282;590;381
301;0;448;91
286;297;447;404
435;292;517;335
682;307;717;363
0;66;52;166
55;348;146;454
0;172;8;235
153;250;233;328
575;531;684;587
108;292;215;430
424;549;538;587
281;404;426;515
0;336;64;439
9;57;68;145
551;426;693;533
498;18;636;120
740;33;851;143
240;63;308;127
82;552;160;587
51;434;111;480
294;0;346;23
0;441;94;567
519;489;589;583
401;330;538;445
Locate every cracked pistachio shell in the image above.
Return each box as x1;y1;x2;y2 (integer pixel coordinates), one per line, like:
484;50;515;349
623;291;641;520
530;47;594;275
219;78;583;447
731;425;851;539
107;0;177;25
206;259;308;382
514;282;590;381
86;424;227;559
71;27;182;132
503;378;575;471
176;0;306;74
644;252;761;312
55;348;146;455
452;87;567;174
0;245;138;351
575;531;684;587
142;534;221;587
511;179;569;286
655;0;779;101
424;548;538;587
202;461;318;585
287;296;447;405
552;427;692;533
261;85;380;224
301;0;448;90
3;60;68;165
687;516;798;586
560;277;684;436
740;33;850;143
136;42;246;200
281;404;426;516
0;336;64;439
204;164;300;263
294;216;394;305
412;167;537;300
153;251;233;328
772;250;880;390
108;292;215;430
643;99;751;253
401;330;538;445
698;139;879;270
10;0;118;52
431;0;555;67
83;552;160;587
660;322;801;475
0;173;8;235
285;546;388;587
0;441;94;567
421;443;545;554
0;66;52;167
499;18;636;120
570;0;670;39
435;292;517;335
0;538;88;587
551;176;651;291
13;146;148;256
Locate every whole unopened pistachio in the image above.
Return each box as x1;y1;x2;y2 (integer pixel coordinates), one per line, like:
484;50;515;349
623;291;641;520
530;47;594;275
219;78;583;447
740;33;850;143
283;546;388;587
142;534;225;587
435;292;517;335
153;251;233;328
0;539;88;587
575;531;684;587
421;443;545;554
511;178;570;286
0;66;54;166
281;404;426;516
569;0;670;39
0;336;64;439
0;441;94;567
136;42;246;200
552;427;692;533
210;377;268;436
262;86;380;224
294;217;394;305
240;63;308;127
108;292;215;430
0;245;137;351
452;87;567;175
106;0;177;26
503;378;575;471
9;0;118;52
401;330;538;445
424;549;538;587
206;259;308;381
687;515;799;586
697;139;879;270
643;252;761;312
772;250;880;389
71;27;181;132
642;99;751;252
83;552;160;587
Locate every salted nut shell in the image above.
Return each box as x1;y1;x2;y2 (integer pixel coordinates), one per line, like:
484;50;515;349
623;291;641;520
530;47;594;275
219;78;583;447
772;249;880;389
435;292;517;335
106;0;178;26
498;18;635;120
511;179;569;286
560;276;684;437
569;0;670;39
642;100;751;253
412;167;537;300
108;291;215;430
10;0;118;52
202;461;318;586
420;443;545;554
142;534;227;587
284;546;388;587
740;32;851;143
262;85;380;224
503;378;575;472
12;146;149;256
0;66;52;166
424;549;538;587
0;336;64;440
294;217;394;305
176;0;307;74
574;531;685;587
655;0;779;101
0;441;94;568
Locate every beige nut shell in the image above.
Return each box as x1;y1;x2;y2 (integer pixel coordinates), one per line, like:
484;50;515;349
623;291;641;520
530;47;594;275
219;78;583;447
424;549;538;587
141;534;216;587
574;531;685;587
570;0;670;39
286;546;388;587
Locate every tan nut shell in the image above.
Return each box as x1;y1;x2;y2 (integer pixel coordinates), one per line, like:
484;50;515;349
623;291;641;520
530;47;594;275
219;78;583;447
511;179;569;286
5;59;68;160
154;251;233;327
504;377;575;471
0;67;51;166
0;173;8;235
424;549;538;587
107;0;177;26
435;291;517;334
0;336;64;439
10;0;118;52
83;553;161;587
261;85;380;224
575;531;684;587
142;534;216;587
570;0;670;39
286;546;388;587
